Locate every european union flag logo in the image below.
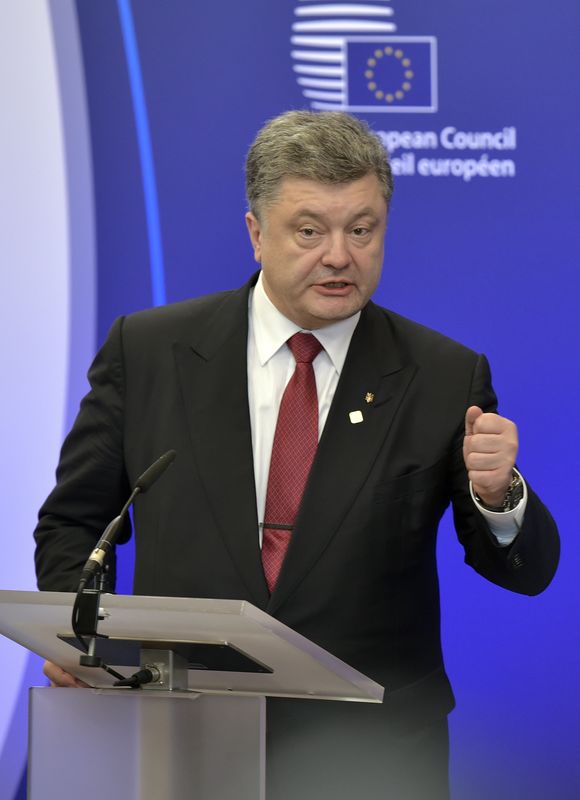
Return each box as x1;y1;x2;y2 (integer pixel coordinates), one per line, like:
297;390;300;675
345;37;437;113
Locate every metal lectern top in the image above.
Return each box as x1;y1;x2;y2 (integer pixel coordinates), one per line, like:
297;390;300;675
0;590;383;703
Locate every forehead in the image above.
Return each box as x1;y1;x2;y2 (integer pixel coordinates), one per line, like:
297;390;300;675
266;174;387;221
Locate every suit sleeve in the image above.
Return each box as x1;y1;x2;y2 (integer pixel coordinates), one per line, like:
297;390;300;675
34;317;131;592
450;354;559;596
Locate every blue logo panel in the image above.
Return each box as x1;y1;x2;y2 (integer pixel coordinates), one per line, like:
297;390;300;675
346;37;437;112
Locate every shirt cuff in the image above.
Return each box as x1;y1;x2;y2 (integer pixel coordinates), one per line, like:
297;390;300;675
469;468;528;547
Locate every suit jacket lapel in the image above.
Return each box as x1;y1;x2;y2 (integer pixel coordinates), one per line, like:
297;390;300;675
267;301;417;614
173;278;270;608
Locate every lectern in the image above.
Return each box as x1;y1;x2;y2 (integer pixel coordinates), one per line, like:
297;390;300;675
0;590;383;800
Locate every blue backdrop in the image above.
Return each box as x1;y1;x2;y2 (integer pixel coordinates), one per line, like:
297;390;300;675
2;1;579;797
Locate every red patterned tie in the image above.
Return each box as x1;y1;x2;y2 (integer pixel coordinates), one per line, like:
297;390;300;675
262;333;323;593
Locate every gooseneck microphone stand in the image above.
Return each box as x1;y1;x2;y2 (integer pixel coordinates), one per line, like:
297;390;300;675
70;451;177;685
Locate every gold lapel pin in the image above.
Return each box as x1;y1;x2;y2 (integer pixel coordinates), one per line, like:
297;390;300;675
365;392;374;404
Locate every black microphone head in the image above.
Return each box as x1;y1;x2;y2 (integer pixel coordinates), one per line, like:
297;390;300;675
135;450;176;493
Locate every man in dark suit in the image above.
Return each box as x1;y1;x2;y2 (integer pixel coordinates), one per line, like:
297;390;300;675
36;111;559;798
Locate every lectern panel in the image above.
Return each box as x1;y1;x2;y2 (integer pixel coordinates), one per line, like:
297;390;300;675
0;591;384;703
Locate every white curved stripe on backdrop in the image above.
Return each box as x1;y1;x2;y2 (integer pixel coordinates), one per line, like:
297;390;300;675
295;5;395;16
0;1;95;796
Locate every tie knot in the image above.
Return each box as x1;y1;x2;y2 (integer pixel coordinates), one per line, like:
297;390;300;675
288;332;323;364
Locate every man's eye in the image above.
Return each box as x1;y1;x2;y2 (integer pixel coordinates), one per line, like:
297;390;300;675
300;227;316;237
352;226;369;236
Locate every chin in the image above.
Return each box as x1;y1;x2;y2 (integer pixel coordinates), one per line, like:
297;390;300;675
320;300;362;320
306;307;360;328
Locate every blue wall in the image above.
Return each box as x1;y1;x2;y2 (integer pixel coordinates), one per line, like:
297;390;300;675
2;1;579;797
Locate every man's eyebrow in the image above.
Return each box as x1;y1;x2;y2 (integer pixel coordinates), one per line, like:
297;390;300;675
349;207;382;222
288;209;326;224
288;207;381;224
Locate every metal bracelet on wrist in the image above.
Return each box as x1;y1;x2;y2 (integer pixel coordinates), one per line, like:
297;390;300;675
476;472;524;513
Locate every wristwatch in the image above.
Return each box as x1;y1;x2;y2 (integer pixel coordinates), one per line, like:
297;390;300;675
476;472;524;512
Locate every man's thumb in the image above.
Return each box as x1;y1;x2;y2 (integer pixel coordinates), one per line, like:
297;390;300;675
465;405;483;436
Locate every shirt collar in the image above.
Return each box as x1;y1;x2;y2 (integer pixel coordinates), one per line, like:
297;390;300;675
250;271;360;374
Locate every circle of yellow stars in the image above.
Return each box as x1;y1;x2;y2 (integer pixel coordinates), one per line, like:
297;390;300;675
364;46;414;104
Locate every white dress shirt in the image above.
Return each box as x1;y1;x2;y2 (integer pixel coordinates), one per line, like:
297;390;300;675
247;271;525;546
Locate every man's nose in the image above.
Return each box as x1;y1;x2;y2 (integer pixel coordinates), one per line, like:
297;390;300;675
320;233;351;269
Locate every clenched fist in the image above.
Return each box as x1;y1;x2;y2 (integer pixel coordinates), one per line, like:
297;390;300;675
463;406;518;507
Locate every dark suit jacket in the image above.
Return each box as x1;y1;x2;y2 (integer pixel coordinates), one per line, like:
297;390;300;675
35;273;559;735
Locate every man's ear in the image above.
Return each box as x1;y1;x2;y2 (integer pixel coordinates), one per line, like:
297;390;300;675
245;212;263;263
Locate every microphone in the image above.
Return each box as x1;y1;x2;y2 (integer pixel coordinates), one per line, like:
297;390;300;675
135;449;177;492
78;450;176;590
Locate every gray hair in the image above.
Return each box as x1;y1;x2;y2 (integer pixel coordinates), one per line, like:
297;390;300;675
245;110;393;218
